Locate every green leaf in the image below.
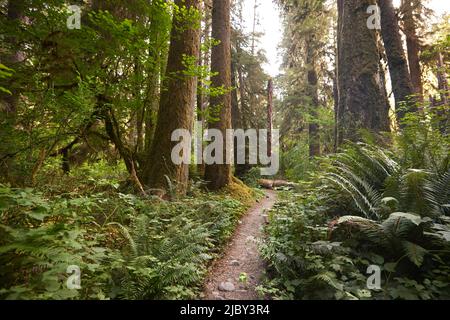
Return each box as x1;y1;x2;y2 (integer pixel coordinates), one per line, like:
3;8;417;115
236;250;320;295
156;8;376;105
0;63;14;72
384;262;397;273
0;87;12;95
402;241;427;267
27;206;50;221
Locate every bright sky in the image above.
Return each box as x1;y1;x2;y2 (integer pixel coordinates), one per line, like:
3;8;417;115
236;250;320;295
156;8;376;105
243;0;282;77
243;0;449;77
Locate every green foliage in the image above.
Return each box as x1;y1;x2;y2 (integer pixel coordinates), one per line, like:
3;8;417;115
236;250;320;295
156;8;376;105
321;142;448;219
259;191;373;300
0;0;175;183
260;190;450;300
396;109;449;173
0;167;249;300
260;120;450;299
276;0;336;164
281;139;313;181
0;63;13;95
0;185;120;300
241;167;263;187
113;195;244;299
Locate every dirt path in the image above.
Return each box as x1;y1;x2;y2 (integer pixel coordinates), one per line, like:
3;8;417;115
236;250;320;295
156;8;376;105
202;190;277;300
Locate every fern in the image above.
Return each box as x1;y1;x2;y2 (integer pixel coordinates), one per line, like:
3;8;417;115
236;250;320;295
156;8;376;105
424;171;450;217
331;212;447;267
113;195;243;300
402;241;427;267
107;222;138;257
399;170;431;216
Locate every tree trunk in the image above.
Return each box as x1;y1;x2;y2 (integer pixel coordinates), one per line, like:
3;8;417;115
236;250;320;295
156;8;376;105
306;40;320;157
402;0;423;99
333;71;339;152
231;60;243;133
2;0;26;116
143;0;201;195
204;0;233;190
231;58;245;177
377;38;392;133
337;0;390;143
143;1;172;160
436;52;449;133
436;52;449;107
267;79;274;158
237;64;248;128
196;0;211;175
0;0;26;185
379;0;416;123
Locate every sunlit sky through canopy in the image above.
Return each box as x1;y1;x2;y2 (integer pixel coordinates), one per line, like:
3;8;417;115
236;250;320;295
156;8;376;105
243;0;449;77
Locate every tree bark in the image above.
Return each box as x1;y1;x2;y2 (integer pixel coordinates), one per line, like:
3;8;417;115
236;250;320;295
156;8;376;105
436;52;449;133
143;0;201;195
402;0;423;99
379;0;416;123
143;1;172;160
267;79;274;158
306;39;320;157
0;0;26;185
1;0;26;116
196;0;211;175
436;52;449;107
333;70;339;152
337;0;390;143
204;0;233;190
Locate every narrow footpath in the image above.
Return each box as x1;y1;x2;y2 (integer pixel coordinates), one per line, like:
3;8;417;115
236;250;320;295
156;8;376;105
202;190;277;300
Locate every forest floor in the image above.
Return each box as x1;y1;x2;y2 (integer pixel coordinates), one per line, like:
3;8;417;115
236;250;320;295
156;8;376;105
202;190;277;300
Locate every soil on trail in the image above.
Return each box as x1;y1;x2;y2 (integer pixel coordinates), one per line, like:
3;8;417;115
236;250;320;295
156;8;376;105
202;190;277;300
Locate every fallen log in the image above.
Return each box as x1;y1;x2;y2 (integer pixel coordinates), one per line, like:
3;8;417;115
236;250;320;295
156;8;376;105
258;179;298;190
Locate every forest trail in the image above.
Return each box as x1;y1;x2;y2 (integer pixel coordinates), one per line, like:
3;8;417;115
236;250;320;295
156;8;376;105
202;190;277;300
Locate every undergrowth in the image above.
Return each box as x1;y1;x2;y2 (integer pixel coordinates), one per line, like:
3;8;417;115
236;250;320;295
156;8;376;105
260;131;450;300
0;162;255;300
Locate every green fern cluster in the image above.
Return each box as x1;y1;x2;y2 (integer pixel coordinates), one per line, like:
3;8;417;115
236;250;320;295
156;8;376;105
0;186;120;300
322;143;449;219
107;196;245;300
330;213;450;267
260;138;450;300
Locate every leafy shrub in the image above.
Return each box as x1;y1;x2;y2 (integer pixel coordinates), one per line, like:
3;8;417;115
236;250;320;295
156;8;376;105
242;167;263;187
260;136;450;300
0;185;120;300
259;192;372;300
260;190;450;300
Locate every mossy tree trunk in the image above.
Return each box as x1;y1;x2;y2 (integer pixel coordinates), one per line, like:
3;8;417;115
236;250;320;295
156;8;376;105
267;79;274;158
143;0;201;195
337;0;390;143
142;1;172;161
306;39;320;157
204;0;233;190
379;0;416;123
402;0;423;99
0;0;26;185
